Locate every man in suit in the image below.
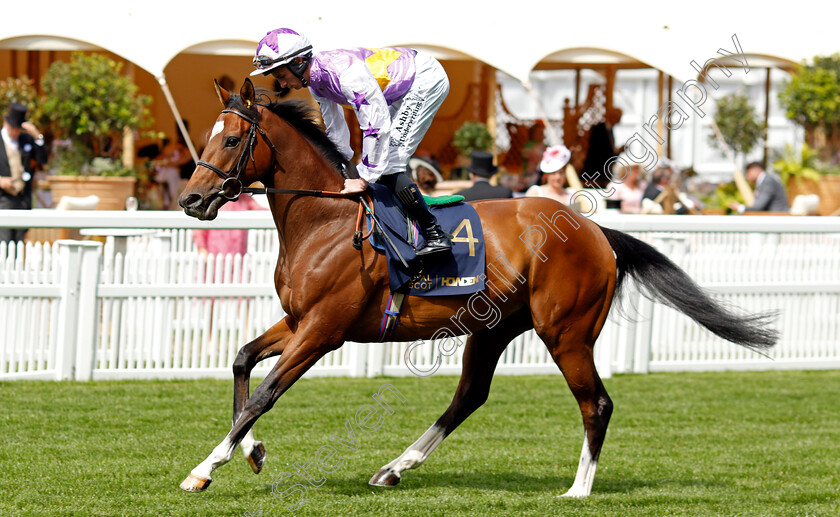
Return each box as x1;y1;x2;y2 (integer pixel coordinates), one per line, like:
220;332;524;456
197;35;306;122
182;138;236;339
455;151;513;202
642;166;670;202
0;103;48;243
729;162;789;213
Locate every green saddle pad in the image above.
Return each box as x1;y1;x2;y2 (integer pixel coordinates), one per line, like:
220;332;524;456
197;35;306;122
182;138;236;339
423;194;465;207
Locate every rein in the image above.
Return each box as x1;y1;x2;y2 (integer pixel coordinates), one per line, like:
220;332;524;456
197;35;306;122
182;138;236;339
195;103;374;249
195;106;353;201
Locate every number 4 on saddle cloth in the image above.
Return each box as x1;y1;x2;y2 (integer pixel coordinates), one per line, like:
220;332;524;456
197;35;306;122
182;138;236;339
362;183;486;297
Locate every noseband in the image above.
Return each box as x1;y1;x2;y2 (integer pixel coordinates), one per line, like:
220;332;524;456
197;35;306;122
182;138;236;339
196;106;278;201
194;102;405;265
196;104;355;201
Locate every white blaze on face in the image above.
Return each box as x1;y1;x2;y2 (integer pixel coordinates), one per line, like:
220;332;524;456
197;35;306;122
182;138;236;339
210;120;225;142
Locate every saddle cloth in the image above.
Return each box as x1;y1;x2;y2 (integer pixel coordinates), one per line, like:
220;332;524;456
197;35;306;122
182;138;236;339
365;183;485;296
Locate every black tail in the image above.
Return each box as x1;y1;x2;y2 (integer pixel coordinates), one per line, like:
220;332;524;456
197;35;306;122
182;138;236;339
600;226;778;353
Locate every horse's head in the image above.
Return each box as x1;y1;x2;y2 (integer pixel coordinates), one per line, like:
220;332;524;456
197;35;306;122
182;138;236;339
179;78;273;220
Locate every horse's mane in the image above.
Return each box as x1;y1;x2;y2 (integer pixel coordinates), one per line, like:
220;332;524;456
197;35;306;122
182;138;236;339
227;94;348;172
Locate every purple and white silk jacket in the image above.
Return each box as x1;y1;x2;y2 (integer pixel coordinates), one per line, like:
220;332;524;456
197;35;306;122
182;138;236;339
308;47;417;183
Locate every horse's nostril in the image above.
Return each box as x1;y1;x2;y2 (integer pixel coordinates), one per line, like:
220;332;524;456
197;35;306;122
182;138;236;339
181;193;203;208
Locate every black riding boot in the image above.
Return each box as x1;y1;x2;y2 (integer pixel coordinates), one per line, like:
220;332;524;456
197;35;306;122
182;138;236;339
396;184;452;256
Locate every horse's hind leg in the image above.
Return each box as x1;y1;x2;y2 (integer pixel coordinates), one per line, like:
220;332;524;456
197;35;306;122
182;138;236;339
233;317;294;474
541;306;614;498
553;344;612;498
370;308;532;487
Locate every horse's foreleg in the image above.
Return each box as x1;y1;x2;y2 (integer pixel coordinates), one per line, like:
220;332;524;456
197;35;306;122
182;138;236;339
370;309;532;487
232;317;295;474
181;332;338;492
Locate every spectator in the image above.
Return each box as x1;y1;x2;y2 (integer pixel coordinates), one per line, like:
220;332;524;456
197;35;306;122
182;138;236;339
454;151;513;201
192;194;266;258
408;157;443;196
728;162;789;213
607;163;645;213
525;145;573;204
519;140;547;192
0;103;47;244
154;123;194;210
642;161;694;215
642;165;670;203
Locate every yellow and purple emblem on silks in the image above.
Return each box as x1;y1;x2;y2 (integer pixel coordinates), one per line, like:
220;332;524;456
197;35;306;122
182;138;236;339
308;47;417;106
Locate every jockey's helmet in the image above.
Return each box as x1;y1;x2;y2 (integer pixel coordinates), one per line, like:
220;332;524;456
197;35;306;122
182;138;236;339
251;28;313;82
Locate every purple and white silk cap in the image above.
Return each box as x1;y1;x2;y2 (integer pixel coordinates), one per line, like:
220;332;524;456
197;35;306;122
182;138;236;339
250;28;312;76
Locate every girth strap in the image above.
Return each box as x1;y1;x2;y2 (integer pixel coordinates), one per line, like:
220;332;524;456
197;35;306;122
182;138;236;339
377;291;406;342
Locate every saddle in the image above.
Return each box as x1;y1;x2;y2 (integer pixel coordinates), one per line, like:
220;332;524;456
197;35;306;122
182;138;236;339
358;184;486;297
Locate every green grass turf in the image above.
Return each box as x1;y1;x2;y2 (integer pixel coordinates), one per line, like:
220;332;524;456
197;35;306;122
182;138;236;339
1;370;839;516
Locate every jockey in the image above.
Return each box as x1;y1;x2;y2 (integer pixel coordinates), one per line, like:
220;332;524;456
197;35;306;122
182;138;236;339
251;28;452;257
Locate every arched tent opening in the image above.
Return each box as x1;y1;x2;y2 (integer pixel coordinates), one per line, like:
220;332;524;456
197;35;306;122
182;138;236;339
160;39;277;158
165;40;504;178
402;45;499;174
0;35;199;163
0;35;163;167
0;34;509;185
495;47;664;183
495;45;804;188
694;53;798;171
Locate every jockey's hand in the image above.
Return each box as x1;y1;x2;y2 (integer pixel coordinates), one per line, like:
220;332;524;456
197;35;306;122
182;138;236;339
340;178;369;194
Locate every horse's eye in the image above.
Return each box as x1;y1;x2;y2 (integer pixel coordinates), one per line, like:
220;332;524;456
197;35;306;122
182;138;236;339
225;136;240;148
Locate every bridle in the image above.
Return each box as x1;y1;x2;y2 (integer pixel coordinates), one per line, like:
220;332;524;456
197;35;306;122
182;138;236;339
195;103;351;200
193;101;405;263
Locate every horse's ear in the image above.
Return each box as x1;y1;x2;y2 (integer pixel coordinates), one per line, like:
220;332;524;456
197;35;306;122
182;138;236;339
240;78;256;107
214;78;230;106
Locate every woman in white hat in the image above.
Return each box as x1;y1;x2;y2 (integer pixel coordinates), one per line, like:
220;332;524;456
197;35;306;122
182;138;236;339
525;145;572;205
409;157;444;196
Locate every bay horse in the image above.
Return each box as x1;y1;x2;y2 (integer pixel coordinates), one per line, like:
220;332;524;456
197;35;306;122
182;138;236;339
177;78;777;497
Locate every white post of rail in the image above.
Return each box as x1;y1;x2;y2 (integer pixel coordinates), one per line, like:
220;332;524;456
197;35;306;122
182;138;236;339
366;342;385;378
74;242;103;381
635;294;654;374
54;241;101;380
347;342;367;378
54;241;81;380
595;318;613;379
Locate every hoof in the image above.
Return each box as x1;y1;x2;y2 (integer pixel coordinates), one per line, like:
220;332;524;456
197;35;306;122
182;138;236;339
369;468;400;487
247;442;266;474
180;473;212;493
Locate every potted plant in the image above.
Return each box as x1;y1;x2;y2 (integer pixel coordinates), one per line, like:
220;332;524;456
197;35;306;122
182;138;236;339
778;53;840;215
699;181;746;215
0;76;43;122
773;143;840;215
452;121;493;157
40;53;153;210
708;91;764;205
779;54;840;162
449;121;494;180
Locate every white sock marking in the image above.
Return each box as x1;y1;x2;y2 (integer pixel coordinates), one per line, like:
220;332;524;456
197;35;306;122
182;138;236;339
241;428;257;457
191;436;238;480
381;423;446;474
561;434;598;498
